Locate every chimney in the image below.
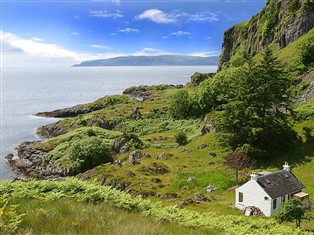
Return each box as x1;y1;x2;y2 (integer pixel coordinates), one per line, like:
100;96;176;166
250;173;258;181
283;162;290;171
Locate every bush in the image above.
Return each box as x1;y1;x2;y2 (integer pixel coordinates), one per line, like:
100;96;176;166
175;131;188;145
69;137;113;173
169;90;191;118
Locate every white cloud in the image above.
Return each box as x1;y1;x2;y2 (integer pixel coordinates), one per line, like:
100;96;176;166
1;31;95;63
91;44;111;50
1;31;173;67
71;32;79;36
89;9;123;19
170;31;191;37
117;28;140;34
190;12;219;22
31;37;43;42
136;9;180;24
189;51;220;57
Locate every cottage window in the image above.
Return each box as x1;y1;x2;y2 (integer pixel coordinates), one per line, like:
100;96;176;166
239;192;243;202
273;198;277;209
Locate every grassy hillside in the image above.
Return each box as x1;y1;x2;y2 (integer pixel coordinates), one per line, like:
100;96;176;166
3;1;313;233
0;179;311;234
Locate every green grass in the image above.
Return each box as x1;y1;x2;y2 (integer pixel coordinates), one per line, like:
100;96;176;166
169;172;235;194
0;179;310;235
14;198;216;235
293;98;314;121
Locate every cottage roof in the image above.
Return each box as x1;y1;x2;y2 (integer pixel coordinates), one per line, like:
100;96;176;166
256;170;304;199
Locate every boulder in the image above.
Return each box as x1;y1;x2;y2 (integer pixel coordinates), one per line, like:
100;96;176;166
111;137;130;154
206;185;217;193
208;152;217;157
156;152;173;160
199;143;208;149
129;150;143;164
14;159;33;168
187;176;196;183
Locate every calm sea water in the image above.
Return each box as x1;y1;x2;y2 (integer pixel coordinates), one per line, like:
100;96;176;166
0;66;217;179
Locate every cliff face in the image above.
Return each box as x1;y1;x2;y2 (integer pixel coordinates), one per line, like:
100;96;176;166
218;0;314;70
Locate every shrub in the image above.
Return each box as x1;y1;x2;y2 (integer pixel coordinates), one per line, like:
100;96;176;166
175;131;188;145
69;137;113;173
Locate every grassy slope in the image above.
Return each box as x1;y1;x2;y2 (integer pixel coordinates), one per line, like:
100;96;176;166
3;24;313;235
15;199;216;235
0;179;310;235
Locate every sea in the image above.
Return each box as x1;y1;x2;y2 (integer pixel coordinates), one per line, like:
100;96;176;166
0;66;217;179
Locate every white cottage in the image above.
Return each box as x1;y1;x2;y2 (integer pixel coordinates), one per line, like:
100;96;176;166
235;162;308;216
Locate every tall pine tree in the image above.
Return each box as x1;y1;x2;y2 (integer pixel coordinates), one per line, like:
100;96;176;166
218;47;297;156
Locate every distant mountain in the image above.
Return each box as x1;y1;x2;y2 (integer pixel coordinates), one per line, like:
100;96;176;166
73;55;219;67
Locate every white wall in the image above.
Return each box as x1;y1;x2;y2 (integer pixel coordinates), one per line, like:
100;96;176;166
235;180;272;216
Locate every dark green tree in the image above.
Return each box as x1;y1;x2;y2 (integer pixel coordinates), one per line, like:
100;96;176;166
217;47;296;155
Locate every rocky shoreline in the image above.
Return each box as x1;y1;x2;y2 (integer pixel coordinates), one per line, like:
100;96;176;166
6;141;72;180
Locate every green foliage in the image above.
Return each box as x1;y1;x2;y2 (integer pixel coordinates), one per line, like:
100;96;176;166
0;179;308;235
188;72;212;87
170;172;234;193
288;0;300;12
228;45;248;68
69;136;113;173
169;90;192;118
299;40;314;70
198;67;244;114
0;195;25;234
293;98;314;121
276;198;305;228
46;127;120;172
115;118;201;136
217;48;297;155
175;131;188;145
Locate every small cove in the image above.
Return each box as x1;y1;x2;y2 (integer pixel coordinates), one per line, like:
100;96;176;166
1;66;217;179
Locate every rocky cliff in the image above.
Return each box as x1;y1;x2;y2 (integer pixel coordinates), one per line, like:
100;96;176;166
218;0;314;70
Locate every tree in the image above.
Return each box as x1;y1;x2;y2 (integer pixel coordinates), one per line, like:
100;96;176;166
69;137;113;173
225;152;256;182
217;47;297;155
276;198;309;228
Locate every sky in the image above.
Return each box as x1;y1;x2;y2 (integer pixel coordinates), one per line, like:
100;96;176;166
1;0;265;67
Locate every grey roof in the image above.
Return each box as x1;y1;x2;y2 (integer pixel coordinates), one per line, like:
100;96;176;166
256;170;305;199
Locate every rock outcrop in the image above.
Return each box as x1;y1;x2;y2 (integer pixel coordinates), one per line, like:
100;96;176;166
35;104;101;118
7;141;71;179
36;122;68;138
218;0;314;70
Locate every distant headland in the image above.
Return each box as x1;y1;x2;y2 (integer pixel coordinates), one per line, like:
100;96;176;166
73;55;219;67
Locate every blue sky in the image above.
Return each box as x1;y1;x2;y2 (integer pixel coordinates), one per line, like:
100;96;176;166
1;0;265;67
